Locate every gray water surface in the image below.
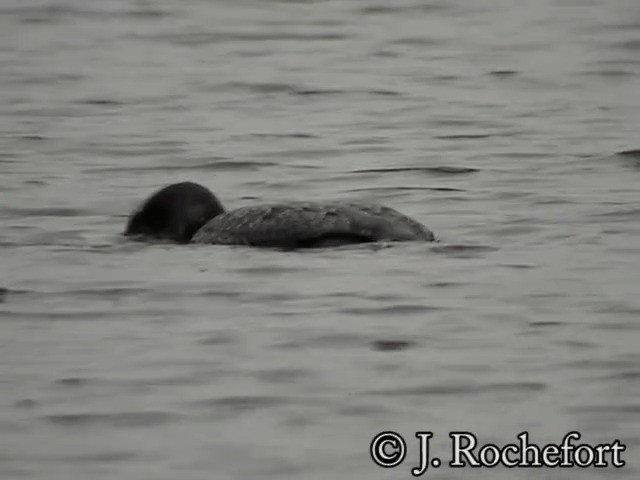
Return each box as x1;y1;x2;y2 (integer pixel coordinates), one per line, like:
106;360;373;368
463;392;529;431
1;0;639;479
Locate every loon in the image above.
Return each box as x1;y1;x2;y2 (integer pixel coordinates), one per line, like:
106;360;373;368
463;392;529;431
125;182;435;248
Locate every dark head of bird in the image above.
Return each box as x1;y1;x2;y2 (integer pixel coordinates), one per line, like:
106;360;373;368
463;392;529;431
124;182;224;243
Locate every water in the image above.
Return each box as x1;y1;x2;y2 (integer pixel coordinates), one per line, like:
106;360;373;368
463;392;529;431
1;0;639;479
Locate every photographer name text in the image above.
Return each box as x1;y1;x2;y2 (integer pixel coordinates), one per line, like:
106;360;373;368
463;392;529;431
370;431;625;476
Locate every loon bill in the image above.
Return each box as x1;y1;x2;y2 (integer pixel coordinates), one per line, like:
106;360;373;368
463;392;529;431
125;182;435;247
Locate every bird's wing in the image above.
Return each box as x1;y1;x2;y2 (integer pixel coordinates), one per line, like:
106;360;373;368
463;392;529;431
192;202;386;247
343;203;434;241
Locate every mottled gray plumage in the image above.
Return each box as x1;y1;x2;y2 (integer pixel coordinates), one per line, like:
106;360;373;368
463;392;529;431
191;201;434;247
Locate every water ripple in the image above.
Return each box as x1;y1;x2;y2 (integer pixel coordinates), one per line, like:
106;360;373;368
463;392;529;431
138;31;350;47
368;381;546;397
43;411;180;428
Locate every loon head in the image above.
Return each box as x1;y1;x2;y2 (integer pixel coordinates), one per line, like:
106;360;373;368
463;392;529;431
125;182;224;243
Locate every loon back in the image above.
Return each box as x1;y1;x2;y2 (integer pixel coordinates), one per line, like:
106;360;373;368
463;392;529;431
191;202;434;248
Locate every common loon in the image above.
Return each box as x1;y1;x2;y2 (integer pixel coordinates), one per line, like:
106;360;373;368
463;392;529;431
125;182;435;248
